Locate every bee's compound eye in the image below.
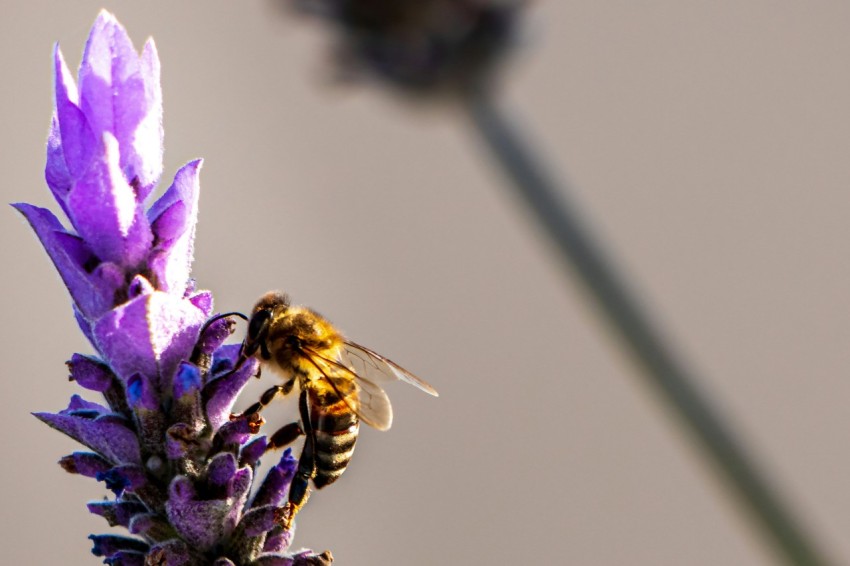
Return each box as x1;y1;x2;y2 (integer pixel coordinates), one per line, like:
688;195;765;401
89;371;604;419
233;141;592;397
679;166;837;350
248;309;271;341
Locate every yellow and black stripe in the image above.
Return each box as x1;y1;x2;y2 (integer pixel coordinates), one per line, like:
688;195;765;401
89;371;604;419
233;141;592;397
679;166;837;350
309;391;360;489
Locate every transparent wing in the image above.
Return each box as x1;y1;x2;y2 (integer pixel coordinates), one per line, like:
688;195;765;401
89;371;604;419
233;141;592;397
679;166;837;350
342;341;439;397
301;346;394;431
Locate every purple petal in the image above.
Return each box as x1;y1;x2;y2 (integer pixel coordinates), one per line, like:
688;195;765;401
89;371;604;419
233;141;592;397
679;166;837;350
254;556;297;566
13;203;114;318
127;373;166;452
35;411;141;465
65;132;152;266
262;528;295;554
240;436;269;468
238;505;283;538
87;500;147;528
94;291;206;390
213;417;256;449
79;11;162;194
58;451;112;477
146;163;194;238
147;160;202;293
194;315;236;358
230;465;253;503
254;552;334;566
173;363;202;399
136;38;164;199
61;394;110;416
67;354;113;392
67;353;130;415
53;230;96;269
45;115;74;218
79;12;134;139
94;293;156;383
96;464;147;497
149;297;207;382
188;290;213;316
53;44;97;181
128;513;175;540
213;559;236;566
204;354;260;431
211;343;241;371
89;534;149;558
252;449;298;509
172;363;203;427
206;452;238;490
126;374;158;411
225;466;254;532
104;551;146;566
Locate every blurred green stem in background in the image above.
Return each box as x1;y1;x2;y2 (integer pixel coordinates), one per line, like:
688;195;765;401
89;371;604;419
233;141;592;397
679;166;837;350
463;92;831;566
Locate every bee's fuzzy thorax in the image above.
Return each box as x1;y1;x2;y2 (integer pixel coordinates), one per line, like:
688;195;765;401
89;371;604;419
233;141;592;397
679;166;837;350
253;290;290;314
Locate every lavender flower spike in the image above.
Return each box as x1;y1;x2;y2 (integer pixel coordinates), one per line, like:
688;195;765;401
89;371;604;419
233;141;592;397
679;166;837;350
16;12;330;565
289;0;524;95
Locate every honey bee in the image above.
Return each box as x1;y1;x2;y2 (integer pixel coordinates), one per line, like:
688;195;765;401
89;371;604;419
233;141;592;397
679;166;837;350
233;291;438;527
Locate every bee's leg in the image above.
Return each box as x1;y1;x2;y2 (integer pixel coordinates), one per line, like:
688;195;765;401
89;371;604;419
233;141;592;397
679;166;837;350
229;379;295;420
282;389;316;530
266;421;305;450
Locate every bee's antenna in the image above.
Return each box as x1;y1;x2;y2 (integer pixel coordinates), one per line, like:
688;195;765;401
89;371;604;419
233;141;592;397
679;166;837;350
199;311;249;338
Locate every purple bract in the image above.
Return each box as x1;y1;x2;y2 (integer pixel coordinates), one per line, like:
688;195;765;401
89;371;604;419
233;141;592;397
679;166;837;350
16;11;331;565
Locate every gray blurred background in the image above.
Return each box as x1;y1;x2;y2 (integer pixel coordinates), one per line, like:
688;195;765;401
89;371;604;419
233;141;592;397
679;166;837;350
4;2;850;564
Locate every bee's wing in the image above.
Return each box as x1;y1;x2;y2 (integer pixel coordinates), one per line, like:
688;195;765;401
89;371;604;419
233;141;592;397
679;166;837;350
302;346;394;431
342;341;439;397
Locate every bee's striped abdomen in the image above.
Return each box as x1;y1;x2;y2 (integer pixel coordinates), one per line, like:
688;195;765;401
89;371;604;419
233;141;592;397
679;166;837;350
310;395;359;489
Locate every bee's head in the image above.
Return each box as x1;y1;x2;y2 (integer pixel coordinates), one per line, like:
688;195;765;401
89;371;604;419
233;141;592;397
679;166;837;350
243;291;290;359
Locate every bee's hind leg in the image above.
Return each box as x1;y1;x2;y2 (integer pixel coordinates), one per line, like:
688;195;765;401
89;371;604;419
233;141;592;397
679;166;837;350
266;422;305;450
284;461;312;530
281;389;316;530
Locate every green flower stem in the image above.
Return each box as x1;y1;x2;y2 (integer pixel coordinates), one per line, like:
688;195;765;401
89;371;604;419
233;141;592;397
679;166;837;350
462;92;831;566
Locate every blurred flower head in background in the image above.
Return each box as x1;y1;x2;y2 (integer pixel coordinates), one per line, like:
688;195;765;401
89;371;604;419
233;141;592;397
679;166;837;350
14;11;330;565
290;0;525;95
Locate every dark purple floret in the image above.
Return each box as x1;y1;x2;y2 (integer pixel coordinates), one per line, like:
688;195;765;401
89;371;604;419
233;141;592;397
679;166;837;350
103;551;146;566
96;465;148;497
206;452;239;491
253;551;334;566
87;500;148;528
199;317;237;352
204;346;261;430
19;11;331;565
253;449;299;509
59;451;112;477
35;408;142;466
262;528;295;554
240;436;269;468
67;354;113;391
89;534;150;558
